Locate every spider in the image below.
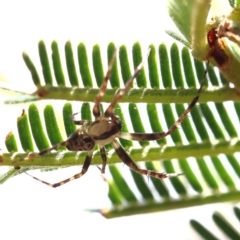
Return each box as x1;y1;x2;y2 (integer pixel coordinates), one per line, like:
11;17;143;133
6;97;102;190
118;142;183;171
15;48;208;188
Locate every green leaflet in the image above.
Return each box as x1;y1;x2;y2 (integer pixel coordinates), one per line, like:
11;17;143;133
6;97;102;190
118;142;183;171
4;40;240;104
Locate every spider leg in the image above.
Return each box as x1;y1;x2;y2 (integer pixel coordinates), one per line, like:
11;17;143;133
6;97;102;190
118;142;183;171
104;48;151;118
119;132;167;141
13;140;70;163
99;146;107;173
112;139;182;178
119;61;209;142
93;48;118;119
25;150;93;188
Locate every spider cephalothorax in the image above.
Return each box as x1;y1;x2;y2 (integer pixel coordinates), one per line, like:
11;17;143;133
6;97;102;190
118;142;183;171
16;48;208;188
88;116;122;143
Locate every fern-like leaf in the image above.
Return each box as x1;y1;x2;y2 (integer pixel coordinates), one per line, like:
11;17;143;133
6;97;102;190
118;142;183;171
0;41;239;219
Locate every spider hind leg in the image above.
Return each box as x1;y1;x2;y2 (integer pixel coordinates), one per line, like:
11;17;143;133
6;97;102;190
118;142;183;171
112;140;183;179
25;150;93;188
13;140;69;164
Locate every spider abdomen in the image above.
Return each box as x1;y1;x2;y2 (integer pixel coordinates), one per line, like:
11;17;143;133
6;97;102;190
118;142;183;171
66;131;95;151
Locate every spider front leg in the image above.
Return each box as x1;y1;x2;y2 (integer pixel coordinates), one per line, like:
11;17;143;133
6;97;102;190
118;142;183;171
104;48;151;118
93;48;118;119
112;140;182;179
25;150;94;188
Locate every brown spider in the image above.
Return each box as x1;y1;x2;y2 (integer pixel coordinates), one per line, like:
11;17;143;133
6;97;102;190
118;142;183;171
16;48;208;188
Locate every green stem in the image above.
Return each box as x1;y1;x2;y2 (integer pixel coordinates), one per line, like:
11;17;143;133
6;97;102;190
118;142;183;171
1;140;240;167
5;86;240;104
100;191;240;218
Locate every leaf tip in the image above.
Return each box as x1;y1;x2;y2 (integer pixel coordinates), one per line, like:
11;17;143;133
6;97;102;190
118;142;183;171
17;109;26;121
